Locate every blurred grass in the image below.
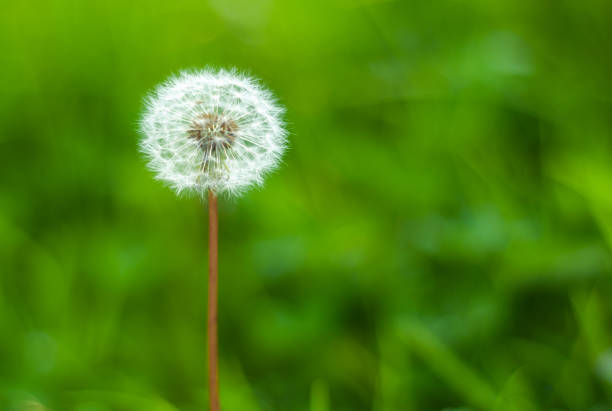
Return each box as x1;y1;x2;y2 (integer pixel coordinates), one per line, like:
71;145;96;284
2;0;612;410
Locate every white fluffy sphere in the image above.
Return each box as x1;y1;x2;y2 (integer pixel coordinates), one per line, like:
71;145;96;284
140;68;287;197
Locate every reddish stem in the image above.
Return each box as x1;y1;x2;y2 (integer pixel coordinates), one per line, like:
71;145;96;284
208;190;219;411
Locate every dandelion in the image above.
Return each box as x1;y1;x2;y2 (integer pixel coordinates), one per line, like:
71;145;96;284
139;68;288;411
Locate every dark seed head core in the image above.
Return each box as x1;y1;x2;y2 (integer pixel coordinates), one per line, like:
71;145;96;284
188;113;238;154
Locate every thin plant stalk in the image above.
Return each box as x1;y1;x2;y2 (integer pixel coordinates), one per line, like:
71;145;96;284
208;190;219;411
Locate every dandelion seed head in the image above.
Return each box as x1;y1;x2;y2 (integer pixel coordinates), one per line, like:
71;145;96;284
140;68;287;197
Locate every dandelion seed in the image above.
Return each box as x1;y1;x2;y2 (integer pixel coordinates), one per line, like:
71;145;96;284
140;68;287;197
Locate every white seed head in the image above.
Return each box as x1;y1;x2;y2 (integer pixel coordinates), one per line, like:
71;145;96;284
140;68;287;197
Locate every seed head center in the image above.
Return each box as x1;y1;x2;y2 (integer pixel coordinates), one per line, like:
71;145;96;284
188;113;238;153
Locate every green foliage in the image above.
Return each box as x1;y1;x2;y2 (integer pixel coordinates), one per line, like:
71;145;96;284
2;0;612;409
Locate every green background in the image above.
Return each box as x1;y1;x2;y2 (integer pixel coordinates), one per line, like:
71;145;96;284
2;0;612;410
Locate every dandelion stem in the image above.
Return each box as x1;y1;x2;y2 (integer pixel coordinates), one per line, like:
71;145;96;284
208;190;219;411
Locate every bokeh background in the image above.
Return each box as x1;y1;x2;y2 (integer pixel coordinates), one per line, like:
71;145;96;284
2;0;612;410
